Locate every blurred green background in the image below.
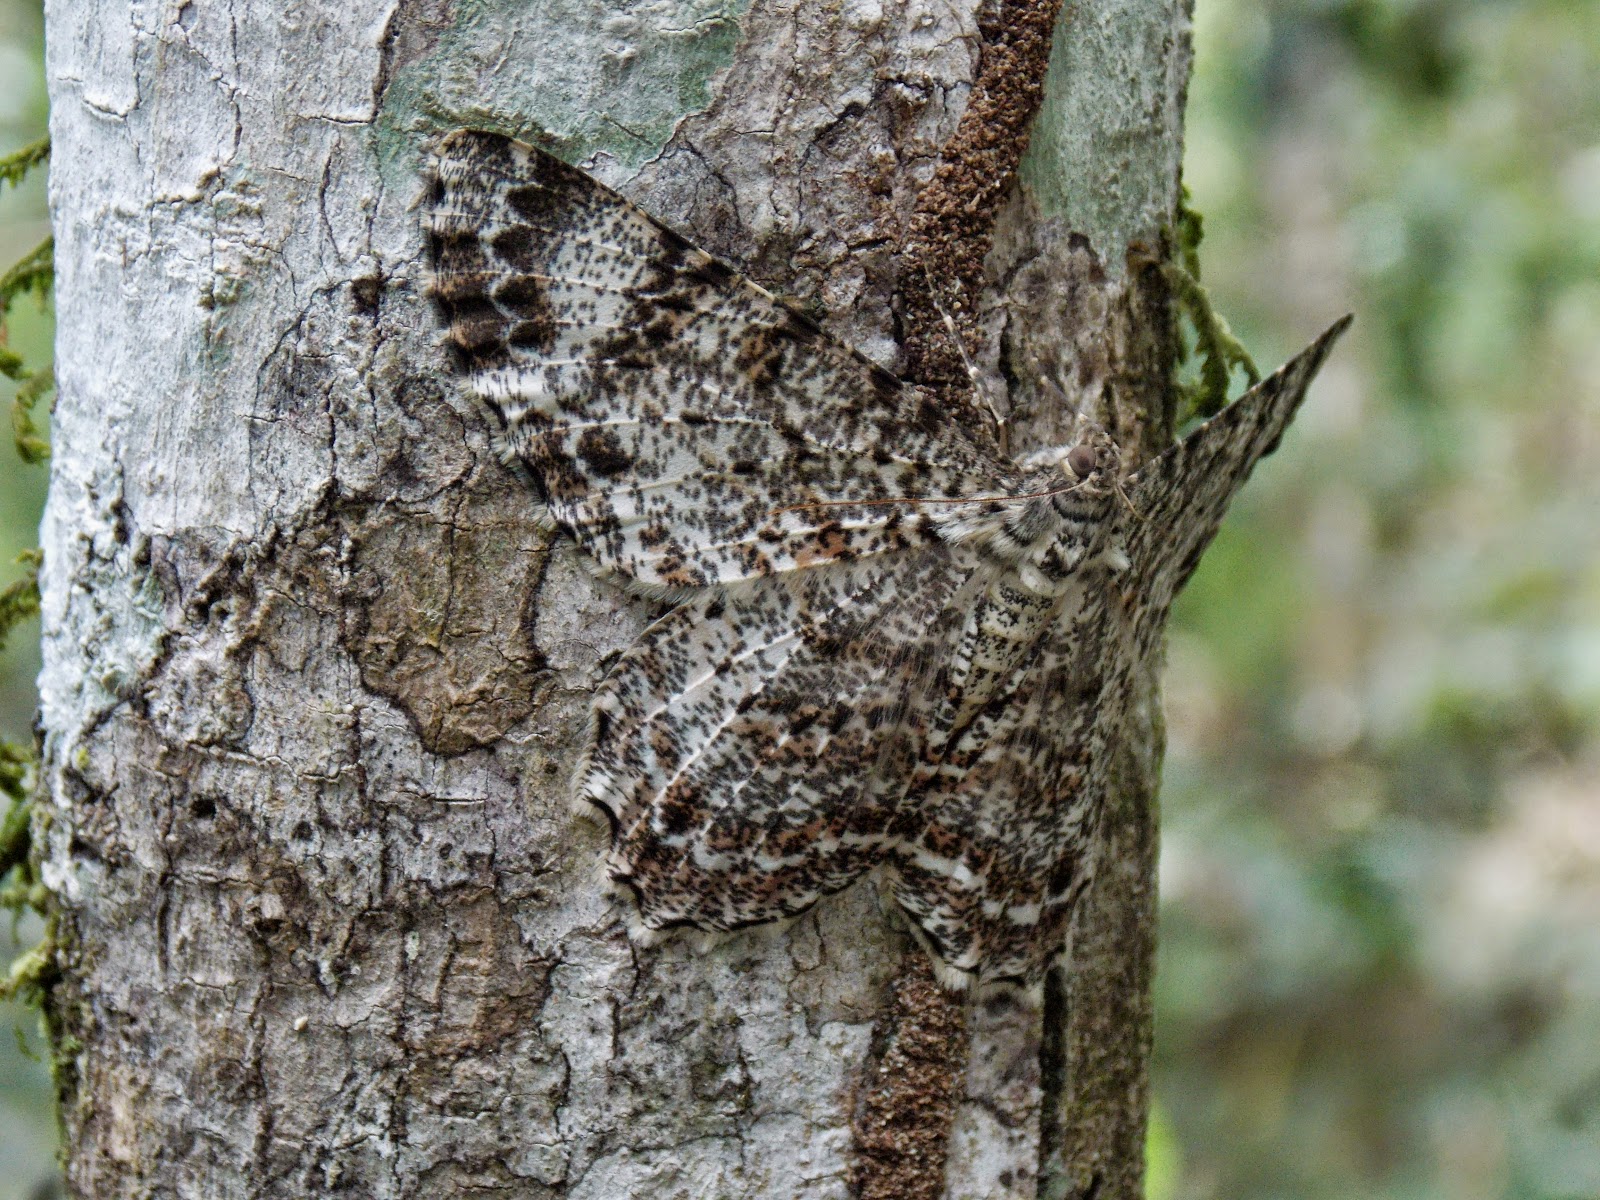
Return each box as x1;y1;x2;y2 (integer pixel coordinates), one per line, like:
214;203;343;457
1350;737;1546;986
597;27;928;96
0;0;53;1195
1156;1;1599;1197
1;1;1596;1197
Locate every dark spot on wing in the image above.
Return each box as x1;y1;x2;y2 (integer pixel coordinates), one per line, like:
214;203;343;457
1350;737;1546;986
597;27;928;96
576;428;633;478
655;224;694;257
505;184;562;225
640;315;682;348
656;796;698;836
733;325;785;389
1047;855;1078;900
490;224;539;267
774;307;823;344
509;319;556;351
654;288;700;315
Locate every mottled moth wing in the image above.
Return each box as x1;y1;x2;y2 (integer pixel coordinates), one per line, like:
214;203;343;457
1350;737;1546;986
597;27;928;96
586;545;989;934
424;128;1349;990
884;576;1114;986
889;310;1346;984
1127;316;1353;613
426;130;1017;591
425;129;1053;979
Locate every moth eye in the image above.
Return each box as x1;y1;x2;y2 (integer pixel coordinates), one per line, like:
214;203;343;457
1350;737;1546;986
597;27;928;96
1067;444;1099;479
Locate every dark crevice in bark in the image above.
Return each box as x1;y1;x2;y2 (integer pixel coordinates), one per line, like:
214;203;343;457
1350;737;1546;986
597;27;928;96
1037;960;1071;1178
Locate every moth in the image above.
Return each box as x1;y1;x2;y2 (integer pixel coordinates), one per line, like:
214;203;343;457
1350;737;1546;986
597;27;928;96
426;129;1348;990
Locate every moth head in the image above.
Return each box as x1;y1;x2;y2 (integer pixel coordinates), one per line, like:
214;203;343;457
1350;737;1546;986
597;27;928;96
1066;443;1100;479
1060;424;1121;489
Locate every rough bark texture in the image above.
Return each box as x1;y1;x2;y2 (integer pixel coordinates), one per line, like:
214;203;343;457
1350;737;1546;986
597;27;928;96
37;0;1188;1195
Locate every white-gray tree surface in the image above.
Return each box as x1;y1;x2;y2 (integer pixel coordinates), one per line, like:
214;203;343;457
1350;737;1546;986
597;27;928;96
37;0;1192;1195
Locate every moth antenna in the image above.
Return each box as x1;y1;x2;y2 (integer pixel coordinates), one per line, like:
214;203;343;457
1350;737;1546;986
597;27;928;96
1112;474;1143;521
924;270;1009;456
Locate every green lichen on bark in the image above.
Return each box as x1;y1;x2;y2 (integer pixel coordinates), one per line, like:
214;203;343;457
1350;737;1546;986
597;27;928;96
375;0;752;178
1020;0;1187;266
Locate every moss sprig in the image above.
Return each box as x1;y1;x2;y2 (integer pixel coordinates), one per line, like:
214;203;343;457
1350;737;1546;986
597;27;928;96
0;137;48;192
0;235;54;314
0;131;55;1037
1167;188;1259;424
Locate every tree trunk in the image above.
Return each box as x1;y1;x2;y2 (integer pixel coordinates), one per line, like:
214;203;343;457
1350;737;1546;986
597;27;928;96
37;0;1188;1195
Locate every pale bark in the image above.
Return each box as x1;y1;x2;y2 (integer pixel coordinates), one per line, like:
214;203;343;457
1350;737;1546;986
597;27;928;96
38;0;1188;1196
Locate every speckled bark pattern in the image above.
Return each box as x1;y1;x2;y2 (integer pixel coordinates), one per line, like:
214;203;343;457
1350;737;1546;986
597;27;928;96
428;131;1348;989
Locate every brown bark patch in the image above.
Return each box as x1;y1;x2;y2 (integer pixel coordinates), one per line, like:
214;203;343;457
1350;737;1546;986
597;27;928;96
900;0;1071;391
345;471;554;755
851;955;972;1200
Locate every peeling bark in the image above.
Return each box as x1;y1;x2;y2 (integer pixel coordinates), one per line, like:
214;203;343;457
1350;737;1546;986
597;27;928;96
38;0;1189;1195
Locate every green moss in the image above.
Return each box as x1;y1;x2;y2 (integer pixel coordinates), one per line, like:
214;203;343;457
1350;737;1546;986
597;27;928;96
9;364;49;464
0;127;57;1106
0;735;52;1029
0;137;48;192
0;236;50;313
1;938;55;1006
0;549;40;655
1164;189;1259;425
2;230;54;464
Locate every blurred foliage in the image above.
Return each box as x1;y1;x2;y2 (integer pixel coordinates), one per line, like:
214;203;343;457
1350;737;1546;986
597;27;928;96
1;230;52;465
0;0;1596;1197
1160;1;1600;1198
0;0;53;1196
